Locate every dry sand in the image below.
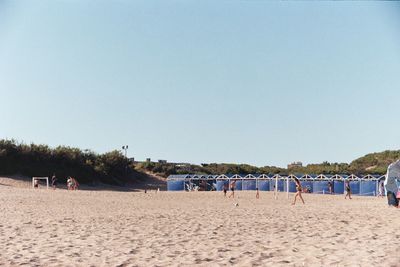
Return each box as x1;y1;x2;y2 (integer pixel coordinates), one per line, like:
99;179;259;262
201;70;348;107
1;180;400;266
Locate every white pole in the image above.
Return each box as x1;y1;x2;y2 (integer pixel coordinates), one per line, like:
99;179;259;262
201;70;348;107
287;176;289;199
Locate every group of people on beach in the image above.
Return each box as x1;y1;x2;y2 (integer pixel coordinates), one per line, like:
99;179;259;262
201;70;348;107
222;178;306;205
220;177;389;206
223;180;236;198
67;176;79;190
33;174;58;189
33;174;79;190
292;178;355;204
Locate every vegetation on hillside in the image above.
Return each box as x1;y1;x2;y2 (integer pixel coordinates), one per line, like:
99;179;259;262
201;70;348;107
134;162;286;177
1;139;398;182
349;151;400;174
136;151;400;177
0;139;146;185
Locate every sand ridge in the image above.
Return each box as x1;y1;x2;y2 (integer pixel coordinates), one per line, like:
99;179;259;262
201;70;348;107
0;186;399;266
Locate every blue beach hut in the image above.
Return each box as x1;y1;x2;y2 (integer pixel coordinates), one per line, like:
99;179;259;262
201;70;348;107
300;175;313;193
269;175;285;191
242;174;257;190
359;175;377;196
284;175;297;193
167;174;189;191
347;175;360;195
216;174;229;191
313;175;331;194
229;174;243;191
257;174;271;191
333;175;345;194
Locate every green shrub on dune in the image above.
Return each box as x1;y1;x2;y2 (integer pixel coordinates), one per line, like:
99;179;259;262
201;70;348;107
0;139;141;186
136;152;398;177
0;139;396;182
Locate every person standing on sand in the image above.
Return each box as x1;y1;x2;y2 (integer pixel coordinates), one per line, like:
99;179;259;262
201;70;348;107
345;180;352;199
378;181;384;198
256;187;259;199
51;174;57;190
228;180;236;198
71;177;79;190
328;181;333;194
67;177;71;190
223;182;228;197
292;177;305;205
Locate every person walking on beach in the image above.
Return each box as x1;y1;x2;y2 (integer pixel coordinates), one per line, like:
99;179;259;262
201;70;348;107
292;177;305;205
51;173;57;190
345;180;352;199
223;182;228;197
228;180;236;198
378;181;385;198
328;181;333;194
256;187;260;199
67;176;79;190
67;177;72;190
71;177;79;190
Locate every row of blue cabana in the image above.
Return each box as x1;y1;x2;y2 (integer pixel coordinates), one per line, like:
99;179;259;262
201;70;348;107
167;174;385;196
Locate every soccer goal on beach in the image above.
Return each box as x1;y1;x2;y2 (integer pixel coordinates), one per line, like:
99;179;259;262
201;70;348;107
32;177;49;189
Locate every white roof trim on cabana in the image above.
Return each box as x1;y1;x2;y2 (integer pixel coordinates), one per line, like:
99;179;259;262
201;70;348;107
347;174;359;180
362;174;375;180
331;174;342;180
168;173;386;181
301;174;313;179
216;174;229;180
191;174;208;179
167;174;192;180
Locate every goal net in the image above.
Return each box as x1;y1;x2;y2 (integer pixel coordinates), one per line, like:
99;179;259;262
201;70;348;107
32;177;49;189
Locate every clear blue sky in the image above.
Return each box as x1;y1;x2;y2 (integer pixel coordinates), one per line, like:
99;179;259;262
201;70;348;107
1;1;400;167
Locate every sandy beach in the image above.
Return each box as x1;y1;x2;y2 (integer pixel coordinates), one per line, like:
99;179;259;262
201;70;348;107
1;179;399;267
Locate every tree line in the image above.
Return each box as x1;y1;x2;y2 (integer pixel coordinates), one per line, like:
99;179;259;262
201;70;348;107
1;139;397;183
135;151;400;177
0;139;146;185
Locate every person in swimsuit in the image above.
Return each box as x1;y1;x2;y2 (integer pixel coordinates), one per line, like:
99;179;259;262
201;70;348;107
71;177;79;190
228;180;236;198
67;177;72;190
51;173;57;190
256;187;259;199
292;177;305;205
328;181;333;194
223;182;228;197
345;180;352;199
378;181;384;198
